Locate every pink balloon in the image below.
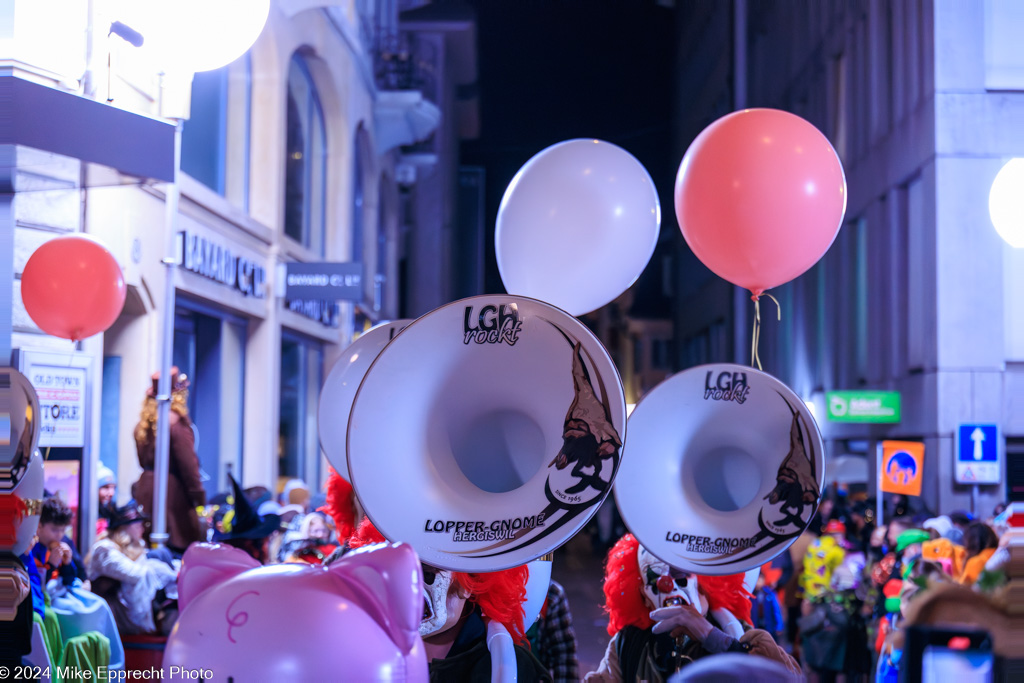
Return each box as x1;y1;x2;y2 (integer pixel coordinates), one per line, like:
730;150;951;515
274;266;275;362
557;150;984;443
674;109;847;297
21;234;126;341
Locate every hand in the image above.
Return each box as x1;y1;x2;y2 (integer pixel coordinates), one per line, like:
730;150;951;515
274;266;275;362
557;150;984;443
47;541;64;566
59;542;73;565
650;604;714;643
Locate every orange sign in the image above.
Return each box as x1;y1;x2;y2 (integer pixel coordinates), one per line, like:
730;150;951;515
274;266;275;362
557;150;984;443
880;441;924;496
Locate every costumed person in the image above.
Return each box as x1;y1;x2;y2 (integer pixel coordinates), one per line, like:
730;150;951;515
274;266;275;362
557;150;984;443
278;511;338;564
96;465;117;537
801;519;872;681
87;502;179;635
958;521;999;586
211;475;281;564
131;368;206;554
584;534;799;682
317;468;362;565
345;518;551;682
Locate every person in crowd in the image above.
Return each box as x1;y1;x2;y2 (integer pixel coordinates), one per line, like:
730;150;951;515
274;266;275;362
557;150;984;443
781;525;815;659
31;494;86;585
87;502;178;635
280;478;311;513
799;519;871;682
800;519;847;602
948;510;975;539
885;516;915;553
96;466;117;537
131;368;206;554
848;500;875;553
212;475;281;565
527;579;580;683
748;572;783;643
958;521;999;585
585;534;798;682
278;511;338;564
919;517;967;578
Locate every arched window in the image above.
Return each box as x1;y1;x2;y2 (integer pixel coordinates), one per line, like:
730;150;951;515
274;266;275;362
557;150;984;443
284;53;326;254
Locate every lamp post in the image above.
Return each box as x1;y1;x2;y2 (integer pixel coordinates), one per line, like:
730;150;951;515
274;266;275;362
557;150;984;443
138;0;269;548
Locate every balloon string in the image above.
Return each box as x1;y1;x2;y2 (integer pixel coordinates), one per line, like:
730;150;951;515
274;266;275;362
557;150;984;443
751;300;762;370
749;293;782;371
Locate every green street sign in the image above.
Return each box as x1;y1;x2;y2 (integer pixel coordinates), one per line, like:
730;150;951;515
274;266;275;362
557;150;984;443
826;391;901;423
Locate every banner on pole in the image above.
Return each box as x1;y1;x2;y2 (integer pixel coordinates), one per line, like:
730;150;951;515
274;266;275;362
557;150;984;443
880;440;924;496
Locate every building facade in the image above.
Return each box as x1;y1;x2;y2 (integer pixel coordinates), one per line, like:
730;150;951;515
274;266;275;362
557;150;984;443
670;0;1024;515
2;0;475;546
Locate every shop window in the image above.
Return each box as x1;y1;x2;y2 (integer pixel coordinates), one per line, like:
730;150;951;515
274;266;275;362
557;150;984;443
172;302;247;494
181;56;252;207
284;54;326;254
181;67;227;194
279;335;323;482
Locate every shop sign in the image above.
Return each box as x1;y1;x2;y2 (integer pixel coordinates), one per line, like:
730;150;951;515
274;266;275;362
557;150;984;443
282;262;363;301
826;390;901;423
27;364;87;447
287;299;340;328
178;231;266;298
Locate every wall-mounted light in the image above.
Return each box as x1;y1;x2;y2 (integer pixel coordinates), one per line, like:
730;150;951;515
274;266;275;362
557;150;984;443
989;158;1024;248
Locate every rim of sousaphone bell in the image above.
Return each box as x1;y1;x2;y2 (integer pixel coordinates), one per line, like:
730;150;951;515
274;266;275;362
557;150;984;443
614;363;824;575
318;319;413;481
347;294;627;572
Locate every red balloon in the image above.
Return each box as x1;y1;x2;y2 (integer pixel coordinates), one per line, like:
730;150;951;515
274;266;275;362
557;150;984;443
674;109;847;297
21;235;126;341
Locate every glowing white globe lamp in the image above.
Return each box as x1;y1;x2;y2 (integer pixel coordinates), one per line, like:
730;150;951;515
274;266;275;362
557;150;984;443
124;0;270;73
989;158;1024;248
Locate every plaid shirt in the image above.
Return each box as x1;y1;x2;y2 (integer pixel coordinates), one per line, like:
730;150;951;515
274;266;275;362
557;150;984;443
535;580;580;683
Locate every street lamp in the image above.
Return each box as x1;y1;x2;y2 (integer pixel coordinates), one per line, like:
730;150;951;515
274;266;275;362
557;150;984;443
989;158;1024;249
132;0;269;549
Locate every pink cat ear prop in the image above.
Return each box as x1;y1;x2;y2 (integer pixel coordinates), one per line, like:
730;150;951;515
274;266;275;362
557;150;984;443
330;542;423;654
177;543;260;610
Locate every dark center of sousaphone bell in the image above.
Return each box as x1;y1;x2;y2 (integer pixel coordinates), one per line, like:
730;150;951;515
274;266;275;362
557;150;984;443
449;409;546;493
689;444;761;512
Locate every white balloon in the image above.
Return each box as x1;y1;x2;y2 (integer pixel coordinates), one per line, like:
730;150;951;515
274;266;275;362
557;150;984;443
318;320;412;480
496;139;661;316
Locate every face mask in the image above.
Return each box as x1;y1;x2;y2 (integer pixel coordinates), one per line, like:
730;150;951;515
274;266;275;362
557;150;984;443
419;565;467;638
637;545;706;614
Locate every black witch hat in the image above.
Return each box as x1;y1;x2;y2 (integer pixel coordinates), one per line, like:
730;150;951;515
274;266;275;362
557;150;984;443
212;474;281;541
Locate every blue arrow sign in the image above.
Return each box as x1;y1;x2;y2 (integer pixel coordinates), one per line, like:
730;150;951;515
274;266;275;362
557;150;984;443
957;424;998;462
955;423;1000;484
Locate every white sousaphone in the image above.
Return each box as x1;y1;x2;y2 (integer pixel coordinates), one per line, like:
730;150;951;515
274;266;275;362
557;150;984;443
318;319;412;481
346;294;628;572
615;364;824;575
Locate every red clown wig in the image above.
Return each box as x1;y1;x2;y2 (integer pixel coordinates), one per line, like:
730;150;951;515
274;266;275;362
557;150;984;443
319;468;358;541
0;494;27;547
348;518;530;642
602;533;752;637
